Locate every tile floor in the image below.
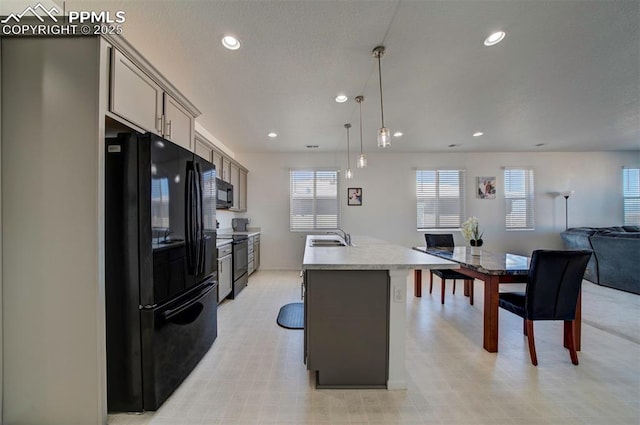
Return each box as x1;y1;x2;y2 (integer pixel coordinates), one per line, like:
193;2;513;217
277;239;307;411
108;270;640;425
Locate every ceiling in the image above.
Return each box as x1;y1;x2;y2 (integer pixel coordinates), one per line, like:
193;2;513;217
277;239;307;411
67;0;639;154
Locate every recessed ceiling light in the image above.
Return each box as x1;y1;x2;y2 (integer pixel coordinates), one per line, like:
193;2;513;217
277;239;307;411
267;132;278;138
484;31;506;46
473;131;484;137
221;35;241;50
393;131;403;137
335;95;348;103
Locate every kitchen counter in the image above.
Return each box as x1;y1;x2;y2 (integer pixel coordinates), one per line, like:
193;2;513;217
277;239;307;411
216;239;232;248
303;235;456;271
217;230;261;237
302;234;457;390
151;240;185;252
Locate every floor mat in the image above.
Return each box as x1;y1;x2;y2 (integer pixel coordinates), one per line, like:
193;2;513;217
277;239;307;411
277;302;304;329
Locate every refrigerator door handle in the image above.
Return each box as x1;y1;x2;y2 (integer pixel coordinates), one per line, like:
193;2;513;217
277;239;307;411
191;167;199;273
185;167;193;269
162;281;216;321
186;165;198;274
195;164;206;275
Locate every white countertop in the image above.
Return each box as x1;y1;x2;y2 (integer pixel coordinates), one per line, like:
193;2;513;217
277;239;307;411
217;231;261;237
302;235;458;270
216;239;233;248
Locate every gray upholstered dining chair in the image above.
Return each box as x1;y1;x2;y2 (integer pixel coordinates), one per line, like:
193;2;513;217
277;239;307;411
424;234;474;305
498;249;591;366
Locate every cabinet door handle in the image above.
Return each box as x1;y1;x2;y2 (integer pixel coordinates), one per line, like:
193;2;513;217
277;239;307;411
157;116;163;133
165;119;172;137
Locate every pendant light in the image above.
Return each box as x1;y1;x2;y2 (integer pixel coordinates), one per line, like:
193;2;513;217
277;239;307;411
355;95;367;168
344;123;353;180
372;45;390;148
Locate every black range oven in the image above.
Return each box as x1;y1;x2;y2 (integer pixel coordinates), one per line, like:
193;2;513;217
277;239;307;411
230;235;248;298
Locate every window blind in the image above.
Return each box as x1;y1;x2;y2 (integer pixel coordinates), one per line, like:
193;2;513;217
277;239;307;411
504;167;535;230
416;169;466;229
202;169;216;230
623;167;640;225
151;177;170;229
290;170;339;231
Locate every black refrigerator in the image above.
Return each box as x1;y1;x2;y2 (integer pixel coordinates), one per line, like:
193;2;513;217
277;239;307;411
105;132;218;412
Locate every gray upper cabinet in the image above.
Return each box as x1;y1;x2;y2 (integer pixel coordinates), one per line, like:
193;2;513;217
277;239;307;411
212;151;224;180
110;48;195;151
230;162;240;210
222;157;231;182
163;93;193;151
111;49;163;135
195;136;213;161
239;168;247;211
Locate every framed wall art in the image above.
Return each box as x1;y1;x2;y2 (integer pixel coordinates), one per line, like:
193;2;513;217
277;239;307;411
477;177;496;199
348;188;362;206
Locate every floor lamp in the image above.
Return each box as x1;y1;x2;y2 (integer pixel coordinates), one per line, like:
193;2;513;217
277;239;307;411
561;190;575;230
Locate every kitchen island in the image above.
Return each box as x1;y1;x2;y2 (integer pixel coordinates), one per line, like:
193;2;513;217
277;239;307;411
302;235;456;389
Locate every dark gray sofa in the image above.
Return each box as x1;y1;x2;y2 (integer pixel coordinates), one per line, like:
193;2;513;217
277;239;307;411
561;226;640;294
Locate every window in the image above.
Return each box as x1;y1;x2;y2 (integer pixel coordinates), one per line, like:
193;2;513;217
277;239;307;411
623;167;640;225
290;170;339;231
202;169;216;230
416;169;466;229
151;177;170;229
504;167;535;230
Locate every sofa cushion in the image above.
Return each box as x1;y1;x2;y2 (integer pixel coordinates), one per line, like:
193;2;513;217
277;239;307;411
596;231;640;239
590;233;640;294
561;227;640;292
560;229;598;283
601;226;625;232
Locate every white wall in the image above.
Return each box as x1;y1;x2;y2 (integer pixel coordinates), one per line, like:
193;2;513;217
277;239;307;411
1;37;105;425
242;150;639;270
216;209;238;232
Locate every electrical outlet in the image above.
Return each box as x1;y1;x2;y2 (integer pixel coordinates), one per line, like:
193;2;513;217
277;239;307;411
394;286;404;303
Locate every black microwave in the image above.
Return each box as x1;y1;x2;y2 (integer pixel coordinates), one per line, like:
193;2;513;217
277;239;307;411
216;178;233;209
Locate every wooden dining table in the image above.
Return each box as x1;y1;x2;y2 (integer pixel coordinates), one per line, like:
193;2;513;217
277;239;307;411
412;246;582;353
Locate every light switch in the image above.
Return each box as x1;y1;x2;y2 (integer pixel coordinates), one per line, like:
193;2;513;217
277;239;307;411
393;285;404;303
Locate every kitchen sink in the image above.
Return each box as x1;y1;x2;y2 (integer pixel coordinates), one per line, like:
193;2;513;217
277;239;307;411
160;238;184;244
310;240;345;247
309;238;347;247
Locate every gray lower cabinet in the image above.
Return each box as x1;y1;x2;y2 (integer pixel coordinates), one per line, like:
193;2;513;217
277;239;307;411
248;235;260;275
217;245;233;302
304;269;389;388
254;237;260;271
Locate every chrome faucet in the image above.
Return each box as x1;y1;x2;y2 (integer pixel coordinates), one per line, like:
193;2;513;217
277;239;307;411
329;228;351;246
163;229;172;242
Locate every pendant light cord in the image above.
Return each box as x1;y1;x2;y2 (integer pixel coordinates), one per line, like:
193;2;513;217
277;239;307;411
377;55;385;127
359;101;364;154
344;123;351;167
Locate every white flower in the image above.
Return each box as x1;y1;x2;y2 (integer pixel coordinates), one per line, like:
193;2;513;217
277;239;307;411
461;216;483;245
